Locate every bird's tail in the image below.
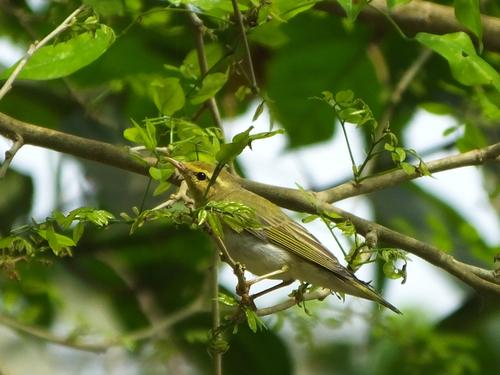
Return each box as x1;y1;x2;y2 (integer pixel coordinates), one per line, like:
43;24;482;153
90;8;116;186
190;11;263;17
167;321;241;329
348;277;401;314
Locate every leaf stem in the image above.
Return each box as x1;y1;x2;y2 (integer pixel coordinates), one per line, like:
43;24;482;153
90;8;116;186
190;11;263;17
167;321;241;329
339;121;359;179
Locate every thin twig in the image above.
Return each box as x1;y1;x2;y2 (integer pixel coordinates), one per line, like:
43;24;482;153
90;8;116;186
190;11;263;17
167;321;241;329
0;134;23;177
0;278;208;353
256;288;331;316
0;5;85;102
317;142;500;202
211;249;222;375
119;288;207;343
0;313;108;353
187;8;223;130
230;0;258;93
363;48;433;176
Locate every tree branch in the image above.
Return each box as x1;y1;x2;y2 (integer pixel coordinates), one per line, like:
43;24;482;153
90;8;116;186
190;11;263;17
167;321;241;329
256;288;331;317
0;313;108;353
317;142;500;202
0;112;152;175
327;205;500;295
320;0;500;53
1;112;498;294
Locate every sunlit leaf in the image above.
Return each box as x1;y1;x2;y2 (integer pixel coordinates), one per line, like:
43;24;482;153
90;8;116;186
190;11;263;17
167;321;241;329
1;24;115;80
151;78;185;115
190;72;228;105
336;0;368;22
415;32;500;91
454;0;483;43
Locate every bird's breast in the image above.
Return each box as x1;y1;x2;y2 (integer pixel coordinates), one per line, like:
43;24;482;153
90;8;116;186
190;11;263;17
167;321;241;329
222;229;293;278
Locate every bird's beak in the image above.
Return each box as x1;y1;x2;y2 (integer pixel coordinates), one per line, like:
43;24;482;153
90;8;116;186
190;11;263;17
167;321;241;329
164;156;186;172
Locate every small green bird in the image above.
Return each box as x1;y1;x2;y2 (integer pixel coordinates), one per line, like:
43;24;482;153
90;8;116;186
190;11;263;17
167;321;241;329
167;159;400;314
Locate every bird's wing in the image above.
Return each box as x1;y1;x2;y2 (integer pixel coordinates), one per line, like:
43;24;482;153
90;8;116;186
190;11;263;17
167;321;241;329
247;212;351;280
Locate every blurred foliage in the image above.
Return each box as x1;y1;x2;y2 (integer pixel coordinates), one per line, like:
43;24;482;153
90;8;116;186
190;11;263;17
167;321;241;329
0;0;499;374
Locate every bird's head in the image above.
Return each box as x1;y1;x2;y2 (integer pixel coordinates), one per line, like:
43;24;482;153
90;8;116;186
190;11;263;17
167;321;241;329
165;158;235;204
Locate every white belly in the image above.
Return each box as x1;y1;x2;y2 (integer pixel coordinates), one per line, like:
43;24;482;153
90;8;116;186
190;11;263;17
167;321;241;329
222;230;349;293
223;230;293;277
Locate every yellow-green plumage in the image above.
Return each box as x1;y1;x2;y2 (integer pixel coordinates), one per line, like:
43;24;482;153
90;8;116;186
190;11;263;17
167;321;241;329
172;160;400;314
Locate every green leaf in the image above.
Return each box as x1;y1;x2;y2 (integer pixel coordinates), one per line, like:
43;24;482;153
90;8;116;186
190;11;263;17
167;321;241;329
244;308;267;333
83;0;124;16
420;102;453;115
216;126;283;165
190;72;228;105
181;43;225;78
454;0;483;43
456;122;487;152
336;0;368;22
217;293;237;307
151;78;185;115
235;85;252;101
38;227;76;255
197;209;208;226
401;162;416;175
394;147;407;162
267;14;382;146
153;181;172;196
415;32;500;91
72;222;85;244
0;236;15;249
1;24;115;80
335;90;354;104
123;128;142;144
124;119;156;149
149;167;174;181
473;88;500;120
207;212;224;239
384;143;394;151
301;215;319;224
252;100;265;122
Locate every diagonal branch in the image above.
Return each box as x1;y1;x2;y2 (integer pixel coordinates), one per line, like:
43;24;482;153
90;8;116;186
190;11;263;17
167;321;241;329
1;112;498;294
0;112;152;175
316;142;500;202
256;288;331;317
327;205;500;295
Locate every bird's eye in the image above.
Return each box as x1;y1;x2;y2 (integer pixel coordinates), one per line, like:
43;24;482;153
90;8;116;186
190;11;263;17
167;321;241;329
195;172;207;181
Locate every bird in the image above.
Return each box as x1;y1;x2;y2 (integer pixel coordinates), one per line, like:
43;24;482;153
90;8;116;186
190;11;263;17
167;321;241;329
165;158;401;314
